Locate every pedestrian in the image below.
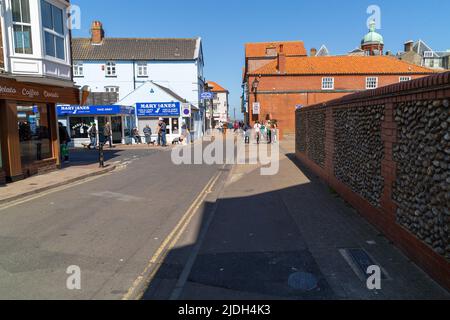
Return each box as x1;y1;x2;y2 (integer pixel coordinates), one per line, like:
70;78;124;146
260;122;266;142
254;121;261;144
266;122;272;144
244;123;251;144
87;123;98;149
103;122;113;148
158;118;167;147
58;122;70;163
233;121;239;133
272;122;278;144
143;125;153;146
133;127;142;144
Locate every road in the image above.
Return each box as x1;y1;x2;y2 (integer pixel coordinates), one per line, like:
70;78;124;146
0;146;226;299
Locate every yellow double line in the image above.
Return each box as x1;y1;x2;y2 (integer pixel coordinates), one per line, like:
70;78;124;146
122;170;223;300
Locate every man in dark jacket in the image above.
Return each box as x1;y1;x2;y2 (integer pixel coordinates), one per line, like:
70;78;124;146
103;122;113;148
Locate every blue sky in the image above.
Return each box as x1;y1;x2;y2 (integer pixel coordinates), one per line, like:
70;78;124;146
71;0;450;119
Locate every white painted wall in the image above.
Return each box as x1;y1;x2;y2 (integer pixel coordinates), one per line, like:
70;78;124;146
73;60;202;108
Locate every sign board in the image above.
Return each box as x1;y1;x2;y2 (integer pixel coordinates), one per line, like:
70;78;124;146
136;102;181;117
57;105;135;116
201;92;214;100
252;102;261;115
181;103;191;117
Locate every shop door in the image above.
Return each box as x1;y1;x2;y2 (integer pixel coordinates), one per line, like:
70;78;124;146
111;116;123;144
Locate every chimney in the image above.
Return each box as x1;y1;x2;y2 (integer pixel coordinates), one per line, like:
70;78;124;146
310;48;317;57
91;21;104;44
404;40;414;53
277;44;286;74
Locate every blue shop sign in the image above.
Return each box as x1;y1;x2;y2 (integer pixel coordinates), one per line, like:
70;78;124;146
136;102;181;117
57;105;135;116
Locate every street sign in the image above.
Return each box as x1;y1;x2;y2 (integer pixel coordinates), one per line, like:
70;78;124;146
201;92;214;100
252;102;260;115
181;103;191;117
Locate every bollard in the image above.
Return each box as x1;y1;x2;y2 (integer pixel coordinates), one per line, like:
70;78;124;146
99;142;105;168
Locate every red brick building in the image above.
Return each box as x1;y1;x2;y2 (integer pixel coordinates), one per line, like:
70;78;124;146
242;43;435;137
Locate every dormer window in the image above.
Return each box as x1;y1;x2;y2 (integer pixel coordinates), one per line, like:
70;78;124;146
12;0;33;54
41;0;65;60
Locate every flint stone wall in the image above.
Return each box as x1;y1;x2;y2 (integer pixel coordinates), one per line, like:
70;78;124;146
295;108;326;167
334;105;385;207
393;99;450;259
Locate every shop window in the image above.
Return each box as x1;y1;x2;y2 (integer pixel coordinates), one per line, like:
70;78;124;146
17;104;52;165
12;0;33;54
69;117;95;139
42;0;65;60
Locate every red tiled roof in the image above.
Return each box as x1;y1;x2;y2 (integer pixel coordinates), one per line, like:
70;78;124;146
207;81;228;92
245;41;307;58
250;55;436;75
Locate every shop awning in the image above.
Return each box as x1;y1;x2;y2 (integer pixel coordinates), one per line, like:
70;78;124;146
57;105;135;116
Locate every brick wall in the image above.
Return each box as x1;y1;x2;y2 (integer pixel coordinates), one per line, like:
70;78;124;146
248;74;431;135
295;71;450;290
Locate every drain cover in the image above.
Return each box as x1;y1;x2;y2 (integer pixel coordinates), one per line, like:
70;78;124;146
288;272;318;291
340;248;388;281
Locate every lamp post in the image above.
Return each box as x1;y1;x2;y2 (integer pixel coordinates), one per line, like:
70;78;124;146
251;76;260;122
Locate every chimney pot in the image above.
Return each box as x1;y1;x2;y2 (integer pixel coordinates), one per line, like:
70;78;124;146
310;48;317;56
404;40;414;53
277;45;286;74
91;21;104;44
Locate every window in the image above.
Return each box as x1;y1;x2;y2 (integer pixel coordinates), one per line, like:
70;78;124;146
41;0;65;60
424;51;434;58
106;61;116;77
137;62;148;77
366;77;378;89
69;117;95;139
105;86;119;93
322;77;334;90
399;76;412;83
73;61;83;77
17;104;52;164
12;0;33;54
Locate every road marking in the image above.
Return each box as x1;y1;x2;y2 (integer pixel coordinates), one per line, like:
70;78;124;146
0;173;110;212
122;168;223;300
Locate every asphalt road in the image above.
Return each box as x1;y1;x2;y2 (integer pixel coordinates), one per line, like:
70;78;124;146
0;147;223;299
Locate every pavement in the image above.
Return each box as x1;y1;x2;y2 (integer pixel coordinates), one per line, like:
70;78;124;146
143;135;450;300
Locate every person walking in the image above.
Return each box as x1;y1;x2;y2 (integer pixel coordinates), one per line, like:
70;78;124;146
58;122;70;163
266;122;272;144
243;123;251;144
260;122;266;142
143;125;152;146
254;121;261;144
87;123;98;149
272;122;278;144
103;122;113;148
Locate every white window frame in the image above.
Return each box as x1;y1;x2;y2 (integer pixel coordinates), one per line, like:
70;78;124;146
137;62;148;77
12;0;33;55
106;61;117;77
399;76;411;83
322;77;334;90
105;86;119;93
42;0;66;61
73;61;83;77
366;77;378;89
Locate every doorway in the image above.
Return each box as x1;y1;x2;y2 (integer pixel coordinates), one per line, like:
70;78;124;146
111;116;123;144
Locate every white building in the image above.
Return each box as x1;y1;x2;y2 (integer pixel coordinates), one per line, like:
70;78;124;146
71;21;206;142
0;0;74;86
206;81;229;127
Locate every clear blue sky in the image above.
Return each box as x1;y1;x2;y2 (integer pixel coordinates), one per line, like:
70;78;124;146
71;0;450;119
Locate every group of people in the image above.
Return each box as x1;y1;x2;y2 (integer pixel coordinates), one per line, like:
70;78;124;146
249;121;278;145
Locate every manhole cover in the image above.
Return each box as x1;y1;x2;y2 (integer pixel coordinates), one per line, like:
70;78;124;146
288;272;318;291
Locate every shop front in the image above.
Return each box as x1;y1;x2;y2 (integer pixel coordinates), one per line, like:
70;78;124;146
136;102;197;144
57;105;136;147
0;76;79;182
